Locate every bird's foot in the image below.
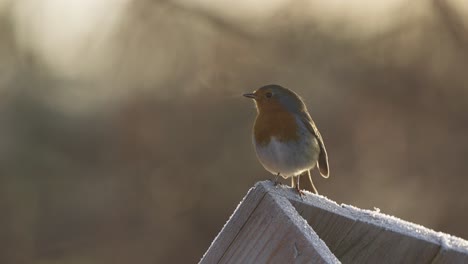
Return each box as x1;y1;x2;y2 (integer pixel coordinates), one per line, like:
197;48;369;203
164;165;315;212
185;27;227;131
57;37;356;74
295;185;305;198
271;173;282;187
271;179;281;187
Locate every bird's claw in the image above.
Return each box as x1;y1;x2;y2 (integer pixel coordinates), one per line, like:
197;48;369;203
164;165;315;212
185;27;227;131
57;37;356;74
295;186;305;198
271;179;281;187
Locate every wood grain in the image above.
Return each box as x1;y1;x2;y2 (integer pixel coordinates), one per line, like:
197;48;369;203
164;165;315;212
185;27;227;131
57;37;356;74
200;182;338;264
200;181;468;264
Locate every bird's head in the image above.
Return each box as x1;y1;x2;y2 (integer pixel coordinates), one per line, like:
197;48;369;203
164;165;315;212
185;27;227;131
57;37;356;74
243;84;305;114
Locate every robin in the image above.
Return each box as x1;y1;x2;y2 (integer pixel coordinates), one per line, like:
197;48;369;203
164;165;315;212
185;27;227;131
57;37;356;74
243;84;329;195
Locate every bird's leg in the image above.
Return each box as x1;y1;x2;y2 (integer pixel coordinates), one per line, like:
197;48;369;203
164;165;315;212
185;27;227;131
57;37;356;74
307;170;319;195
295;174;304;197
291;177;295;188
272;172;281;186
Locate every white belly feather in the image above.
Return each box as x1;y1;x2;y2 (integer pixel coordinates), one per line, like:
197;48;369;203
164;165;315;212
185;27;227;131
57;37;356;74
253;117;320;178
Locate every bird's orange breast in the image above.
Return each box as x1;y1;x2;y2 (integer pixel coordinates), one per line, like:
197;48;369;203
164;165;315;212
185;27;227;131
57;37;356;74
254;108;299;146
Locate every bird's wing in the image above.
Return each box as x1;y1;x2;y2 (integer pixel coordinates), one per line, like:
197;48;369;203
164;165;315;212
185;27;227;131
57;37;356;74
300;112;329;178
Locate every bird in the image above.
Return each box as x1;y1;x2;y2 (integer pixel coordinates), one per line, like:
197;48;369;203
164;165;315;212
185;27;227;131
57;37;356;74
243;84;329;195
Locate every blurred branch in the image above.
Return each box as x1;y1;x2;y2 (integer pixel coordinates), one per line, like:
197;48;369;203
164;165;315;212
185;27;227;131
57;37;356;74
150;0;256;39
433;0;468;52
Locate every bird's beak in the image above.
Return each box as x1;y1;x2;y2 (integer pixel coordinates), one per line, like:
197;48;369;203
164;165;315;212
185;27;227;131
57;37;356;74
243;93;256;99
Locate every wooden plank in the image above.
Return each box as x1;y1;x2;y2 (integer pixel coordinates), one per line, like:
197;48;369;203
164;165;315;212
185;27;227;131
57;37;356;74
201;181;468;264
331;219;440;263
200;181;338;264
218;191;338;264
431;240;468;264
200;183;268;263
283;189;468;264
290;200;356;253
291;200;441;263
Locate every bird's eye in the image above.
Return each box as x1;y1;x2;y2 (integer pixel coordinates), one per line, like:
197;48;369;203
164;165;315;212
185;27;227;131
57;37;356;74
265;92;272;98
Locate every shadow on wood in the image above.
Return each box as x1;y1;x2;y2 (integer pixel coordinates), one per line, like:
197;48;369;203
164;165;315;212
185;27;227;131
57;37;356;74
200;181;468;264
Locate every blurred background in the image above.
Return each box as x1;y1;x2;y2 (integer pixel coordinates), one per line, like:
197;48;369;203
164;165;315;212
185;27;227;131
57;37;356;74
1;0;468;263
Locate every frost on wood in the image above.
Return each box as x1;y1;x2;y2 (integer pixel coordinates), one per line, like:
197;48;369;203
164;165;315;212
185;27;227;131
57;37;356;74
200;181;468;264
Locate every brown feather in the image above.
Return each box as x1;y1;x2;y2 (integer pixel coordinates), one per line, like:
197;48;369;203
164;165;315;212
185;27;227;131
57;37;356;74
300;112;329;178
254;103;300;146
